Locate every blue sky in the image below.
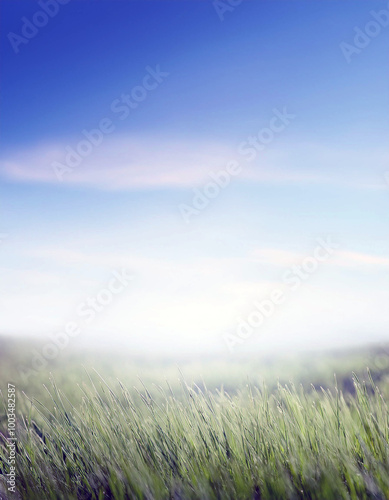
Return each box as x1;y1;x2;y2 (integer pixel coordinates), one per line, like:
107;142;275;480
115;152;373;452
1;0;388;355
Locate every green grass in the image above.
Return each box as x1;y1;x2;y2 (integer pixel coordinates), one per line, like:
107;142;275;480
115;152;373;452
1;369;389;499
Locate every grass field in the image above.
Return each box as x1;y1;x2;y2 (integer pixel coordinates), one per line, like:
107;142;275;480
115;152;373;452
1;340;389;499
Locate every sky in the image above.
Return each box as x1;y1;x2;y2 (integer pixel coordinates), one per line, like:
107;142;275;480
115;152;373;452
0;0;388;357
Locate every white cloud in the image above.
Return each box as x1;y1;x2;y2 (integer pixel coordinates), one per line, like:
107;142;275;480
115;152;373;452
243;142;389;189
0;136;235;190
250;247;389;269
334;250;389;268
1;135;387;191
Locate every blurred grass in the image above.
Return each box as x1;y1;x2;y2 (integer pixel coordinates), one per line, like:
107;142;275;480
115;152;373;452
1;337;389;499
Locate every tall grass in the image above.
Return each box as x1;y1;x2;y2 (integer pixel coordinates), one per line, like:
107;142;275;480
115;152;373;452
1;371;389;499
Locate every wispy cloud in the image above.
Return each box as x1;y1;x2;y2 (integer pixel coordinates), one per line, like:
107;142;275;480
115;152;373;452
243;142;389;190
1;135;387;191
250;247;389;269
0;136;235;190
334;250;389;268
250;248;304;267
